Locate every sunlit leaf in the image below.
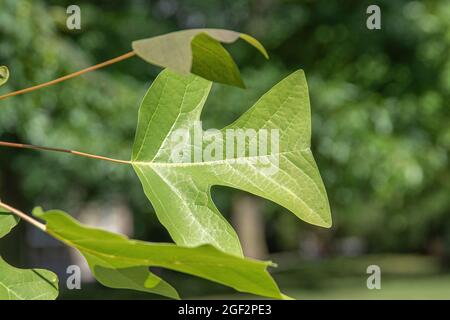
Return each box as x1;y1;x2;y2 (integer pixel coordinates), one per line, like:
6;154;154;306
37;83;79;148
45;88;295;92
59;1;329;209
191;33;244;88
0;256;58;300
0;207;59;300
33;207;285;299
132;29;268;87
131;69;331;256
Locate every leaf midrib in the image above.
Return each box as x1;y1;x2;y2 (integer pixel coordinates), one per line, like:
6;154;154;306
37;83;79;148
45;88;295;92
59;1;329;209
131;149;304;168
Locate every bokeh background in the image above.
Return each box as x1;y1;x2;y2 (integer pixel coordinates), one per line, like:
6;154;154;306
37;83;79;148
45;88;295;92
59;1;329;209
1;0;450;299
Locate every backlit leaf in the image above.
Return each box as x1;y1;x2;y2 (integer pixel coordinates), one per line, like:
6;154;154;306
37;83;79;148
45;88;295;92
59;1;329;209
0;256;58;300
131;69;331;256
191;33;244;88
0;208;58;300
132;29;268;87
33;208;285;299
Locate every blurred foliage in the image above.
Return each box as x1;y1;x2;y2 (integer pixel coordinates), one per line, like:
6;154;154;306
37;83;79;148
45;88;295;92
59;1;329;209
1;0;449;258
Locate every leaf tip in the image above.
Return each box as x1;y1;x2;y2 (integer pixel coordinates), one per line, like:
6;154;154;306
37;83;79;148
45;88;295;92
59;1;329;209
239;34;269;59
32;206;45;218
281;293;295;300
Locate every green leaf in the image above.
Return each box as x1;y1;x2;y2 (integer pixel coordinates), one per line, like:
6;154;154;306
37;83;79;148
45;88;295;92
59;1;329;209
33;208;285;299
0;256;58;300
132;29;268;87
131;69;331;256
0;207;19;239
0;207;59;300
191;33;244;88
0;66;9;87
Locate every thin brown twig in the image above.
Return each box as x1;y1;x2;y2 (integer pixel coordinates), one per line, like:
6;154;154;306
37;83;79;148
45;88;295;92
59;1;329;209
0;201;46;231
0;51;136;101
0;141;131;165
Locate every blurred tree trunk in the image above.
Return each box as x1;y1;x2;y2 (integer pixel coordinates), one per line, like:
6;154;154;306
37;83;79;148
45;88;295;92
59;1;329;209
231;193;268;259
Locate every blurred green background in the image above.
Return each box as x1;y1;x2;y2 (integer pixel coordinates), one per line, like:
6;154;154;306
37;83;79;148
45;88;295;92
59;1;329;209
1;0;449;299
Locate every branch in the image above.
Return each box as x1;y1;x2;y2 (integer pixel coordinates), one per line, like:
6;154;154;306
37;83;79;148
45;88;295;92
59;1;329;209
0;201;46;231
0;141;131;165
0;51;136;101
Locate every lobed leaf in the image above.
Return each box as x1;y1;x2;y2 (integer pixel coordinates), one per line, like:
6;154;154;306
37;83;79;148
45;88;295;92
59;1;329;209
131;69;331;256
33;208;285;299
132;29;268;88
0;207;58;300
0;256;58;300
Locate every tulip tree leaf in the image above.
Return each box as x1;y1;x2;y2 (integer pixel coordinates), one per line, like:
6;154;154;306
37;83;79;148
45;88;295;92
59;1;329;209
131;69;331;256
0;66;9;87
132;29;268;87
191;33;244;88
0;207;19;239
31;208;179;300
33;208;285;300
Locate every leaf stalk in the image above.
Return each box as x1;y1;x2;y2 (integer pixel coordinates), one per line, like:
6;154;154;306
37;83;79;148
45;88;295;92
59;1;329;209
0;201;46;231
0;51;136;101
0;141;131;165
